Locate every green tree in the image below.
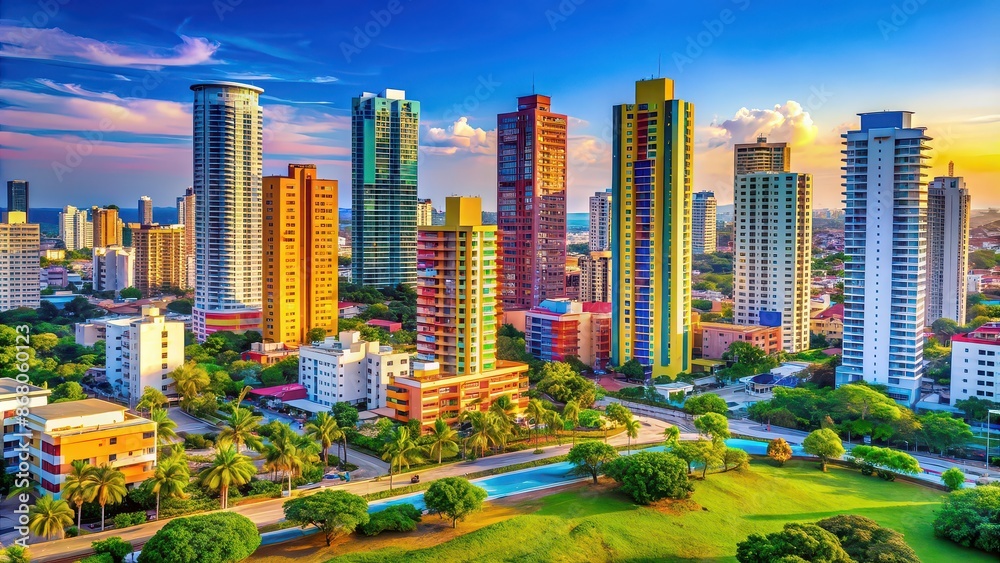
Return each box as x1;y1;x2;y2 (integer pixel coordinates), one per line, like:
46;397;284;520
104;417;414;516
119;287;142;299
684;393;729;415
954;397;1000;422
722;448;750;472
91;537;134;563
63;459;95;529
622;417;641;454
306;327;329;344
849;445;920;478
816;514;920;563
663;426;680;448
736;523;853;563
604;402;632;426
137;386;168;414
28;494;74;540
693;412;731;443
333;402;360;428
305;411;343;467
360;504;422;536
695;439;726;478
198;445;256;509
567;441;619;484
263;426;316;494
170;362;210;405
941;467;966;491
150;408;178;447
31;332;59;355
283;490;369;546
722;341;768;367
219;407;264;453
2;546;29;563
150;457;189;520
381;427;423;489
84;465;127;531
536;362;598;406
423;477;488;528
604;451;692;505
138;512;261;563
920;412;974;455
50;381;87;403
524;398;549;450
766;438;793;467
426;417;459;464
803;428;845;472
933;485;1000;553
619;358;646;382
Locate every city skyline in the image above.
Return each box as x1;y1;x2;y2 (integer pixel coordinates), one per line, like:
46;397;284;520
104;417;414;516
1;1;997;212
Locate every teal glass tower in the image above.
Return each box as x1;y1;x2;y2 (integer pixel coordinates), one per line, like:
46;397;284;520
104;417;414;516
351;89;420;288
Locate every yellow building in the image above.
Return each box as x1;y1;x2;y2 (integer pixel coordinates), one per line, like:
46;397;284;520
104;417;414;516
611;78;693;379
23;399;156;497
132;223;187;296
810;304;844;343
91;206;123;247
263;164;339;345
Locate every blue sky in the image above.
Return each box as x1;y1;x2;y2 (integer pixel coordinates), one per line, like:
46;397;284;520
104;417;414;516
1;0;998;212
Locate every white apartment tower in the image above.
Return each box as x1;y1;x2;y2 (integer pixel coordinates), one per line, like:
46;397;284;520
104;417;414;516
692;191;717;255
93;246;135;294
926;165;970;325
138;196;153;225
589;189;612;252
59;205;92;251
836;111;931;405
0;212;41;311
298;331;409;409
191;82;264;340
103;306;184;408
176;187;196;290
734;173;812;352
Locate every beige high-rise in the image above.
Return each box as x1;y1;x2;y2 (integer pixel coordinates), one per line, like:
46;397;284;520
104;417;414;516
91;206;123;247
133;224;186;296
0;212;41;311
734;135;790;175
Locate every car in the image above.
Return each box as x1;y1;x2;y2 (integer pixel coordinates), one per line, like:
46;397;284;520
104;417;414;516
594;369;607;375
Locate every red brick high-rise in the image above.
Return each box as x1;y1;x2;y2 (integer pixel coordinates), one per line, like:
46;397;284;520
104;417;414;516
497;95;568;310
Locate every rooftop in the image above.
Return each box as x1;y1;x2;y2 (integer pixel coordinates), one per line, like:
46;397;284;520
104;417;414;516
0;378;48;396
698;322;778;334
812;304;845;320
29;398;123;419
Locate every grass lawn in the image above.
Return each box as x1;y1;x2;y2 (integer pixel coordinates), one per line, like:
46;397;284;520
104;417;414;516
317;459;993;563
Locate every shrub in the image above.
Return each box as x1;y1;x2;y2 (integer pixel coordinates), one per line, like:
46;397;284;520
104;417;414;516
360;503;422;536
66;525;80;537
604;451;692;505
92;536;134;563
302;465;324;483
112;511;147;529
247;480;282;497
424;477;487;528
816;514;920;563
940;467;965;491
138;513;261;563
80;555;115;563
933;485;1000;553
578;409;603;428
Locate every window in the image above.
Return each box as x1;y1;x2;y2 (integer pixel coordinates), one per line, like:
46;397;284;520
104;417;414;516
109;437;118;445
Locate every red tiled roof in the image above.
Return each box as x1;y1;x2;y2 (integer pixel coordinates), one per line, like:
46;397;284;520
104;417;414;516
247;384;307;400
582;302;612;314
338;301;363;308
812;304;844;320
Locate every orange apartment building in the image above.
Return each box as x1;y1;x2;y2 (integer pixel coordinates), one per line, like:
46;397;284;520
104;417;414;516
524;299;612;369
694;321;782;360
387;197;529;429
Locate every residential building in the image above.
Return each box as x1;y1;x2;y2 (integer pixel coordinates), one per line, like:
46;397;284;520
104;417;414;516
76;317;120;347
176;187;196;290
59;205;92;251
41;266;69;289
351;89;419;288
589;188;612;252
579;251;612;303
694;321;782;360
949;322;1000;403
91;206;123;247
498;94;568;309
692;191;717;255
388;197;529;429
811;303;844;343
0;212;40;311
836;111;931;405
734;172;813;352
2;378;51;474
611;77;694;379
417;198;433;227
926;166;970;324
21;399;156;497
298;331;408;409
191;82;264;340
241;341;298;366
6;180;28;214
132;224;186;295
734;134;790;175
104;306;183;408
138;196;153;225
524;299;612;368
93;246;135;293
263;164;339;345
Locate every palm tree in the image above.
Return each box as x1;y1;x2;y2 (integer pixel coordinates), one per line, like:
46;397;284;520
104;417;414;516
199;444;256;509
462;411;492;458
486;411;513;454
170;362;210;405
305;411;343;468
623;417;641;454
219;407;264;453
381;427;423;489
525;399;548;450
489;395;516;429
28;494;74;540
151;457;190;519
84;465;126;531
150;408;178;447
426;417;459;464
563;400;581;446
263;425;318;494
136;386;168;415
62;459;94;529
663;426;680;448
545;411;565;445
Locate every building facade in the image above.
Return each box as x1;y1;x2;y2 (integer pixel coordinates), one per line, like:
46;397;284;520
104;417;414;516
498;94;568;309
351;89;419;288
91;206;123;247
417;198;433;227
734;172;813;352
949;322;1000;403
132;224;186;295
926;169;970;324
692;190;717;255
6;180;28;214
694;321;782;360
589;188;612;252
811;304;844;343
611;78;693;379
734;135;790;175
59;206;92;251
0;212;40;311
191;82;264;339
93;246;135;293
579;251;612;303
525;299;612;368
176;187;196;290
263;164;339;345
298;331;409;409
836;111;931;404
104;306;183;408
138;196;153;225
2;378;50;474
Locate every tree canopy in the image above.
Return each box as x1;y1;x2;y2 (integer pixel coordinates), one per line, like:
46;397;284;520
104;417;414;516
933;485;1000;553
736;523;853;563
283;490;369;546
816;514;920;563
604;451;692;505
567;441;618;484
423;477;487;528
802;428;844;471
684;393;728;415
138;512;261;563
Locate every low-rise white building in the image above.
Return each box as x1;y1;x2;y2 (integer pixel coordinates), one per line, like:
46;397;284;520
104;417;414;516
949;322;1000;403
93;246;135;293
298;331;409;409
2;378;51;474
104;306;184;407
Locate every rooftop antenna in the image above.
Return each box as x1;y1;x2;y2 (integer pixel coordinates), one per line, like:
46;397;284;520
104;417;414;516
532;73;535;94
948;160;954;176
657;54;661;78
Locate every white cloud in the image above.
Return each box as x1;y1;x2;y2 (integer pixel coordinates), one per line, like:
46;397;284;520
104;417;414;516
703;100;818;149
422;117;496;156
311;76;339;83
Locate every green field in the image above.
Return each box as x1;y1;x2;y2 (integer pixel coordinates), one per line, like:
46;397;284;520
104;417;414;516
325;460;993;563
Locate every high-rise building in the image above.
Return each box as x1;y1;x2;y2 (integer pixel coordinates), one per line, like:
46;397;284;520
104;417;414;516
387;197;529;429
734;135;790;175
497;94;568;309
176;187;196;289
351;89;419;288
93;246;135;293
59;205;92;250
589;189;612;252
416;198;433;227
298;331;408;409
132;224;186;296
611;78;694;379
0;212;40;312
138;196;153;225
579;251;612;303
525;299;612;368
91;206;123;247
692;191;717;255
6;180;28;215
836;111;931;404
927;166;970;324
263;164;339;345
734;172;813;352
103;306;183;408
191;82;264;340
